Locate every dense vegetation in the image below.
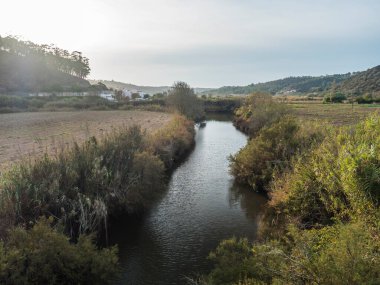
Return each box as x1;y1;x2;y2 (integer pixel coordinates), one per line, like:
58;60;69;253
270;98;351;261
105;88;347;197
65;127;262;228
204;73;351;95
336;65;380;95
166;81;205;120
0;114;195;282
202;95;380;285
233;92;290;136
0;218;118;285
0;35;90;92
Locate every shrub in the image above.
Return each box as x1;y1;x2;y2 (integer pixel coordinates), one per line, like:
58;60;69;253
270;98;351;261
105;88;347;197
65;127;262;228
270;114;380;228
230;117;324;191
0;115;195;238
148;115;195;169
234;92;290;137
0;218;119;285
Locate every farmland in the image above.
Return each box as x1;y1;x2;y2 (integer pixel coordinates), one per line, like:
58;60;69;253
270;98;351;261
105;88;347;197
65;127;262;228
0;110;172;171
290;103;380;125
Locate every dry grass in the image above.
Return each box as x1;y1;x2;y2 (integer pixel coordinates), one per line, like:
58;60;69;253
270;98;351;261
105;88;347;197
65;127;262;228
0;110;173;171
290;103;380;125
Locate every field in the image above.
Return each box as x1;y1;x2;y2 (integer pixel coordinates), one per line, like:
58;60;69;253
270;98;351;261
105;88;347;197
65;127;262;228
290;103;380;125
0;110;172;171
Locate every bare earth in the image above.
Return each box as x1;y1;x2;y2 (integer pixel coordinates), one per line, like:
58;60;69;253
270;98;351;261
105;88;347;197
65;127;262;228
0;111;172;172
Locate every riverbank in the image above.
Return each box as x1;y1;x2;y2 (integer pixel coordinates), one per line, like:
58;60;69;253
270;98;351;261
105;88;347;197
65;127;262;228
0;113;195;283
0;110;173;171
203;94;380;285
109;119;267;285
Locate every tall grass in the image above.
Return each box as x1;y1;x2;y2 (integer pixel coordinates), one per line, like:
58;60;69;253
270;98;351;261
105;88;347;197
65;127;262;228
0;115;194;238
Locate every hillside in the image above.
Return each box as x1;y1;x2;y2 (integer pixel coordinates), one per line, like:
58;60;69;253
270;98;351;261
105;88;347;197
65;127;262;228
89;79;212;95
205;73;352;95
336;65;380;95
0;36;90;93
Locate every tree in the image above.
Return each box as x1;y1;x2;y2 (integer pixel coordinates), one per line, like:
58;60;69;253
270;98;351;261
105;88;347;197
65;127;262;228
166;81;204;121
131;93;141;100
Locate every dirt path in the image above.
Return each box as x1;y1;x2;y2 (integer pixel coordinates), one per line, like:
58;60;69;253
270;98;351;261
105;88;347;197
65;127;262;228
0;110;172;172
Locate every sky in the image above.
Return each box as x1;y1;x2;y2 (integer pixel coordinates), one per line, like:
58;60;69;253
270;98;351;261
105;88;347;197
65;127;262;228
1;0;380;87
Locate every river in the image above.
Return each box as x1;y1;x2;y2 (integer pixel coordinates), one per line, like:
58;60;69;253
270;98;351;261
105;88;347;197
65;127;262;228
110;119;267;285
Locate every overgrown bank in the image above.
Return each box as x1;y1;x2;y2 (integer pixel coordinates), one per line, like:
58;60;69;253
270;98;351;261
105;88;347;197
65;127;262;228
0;114;195;283
201;93;380;285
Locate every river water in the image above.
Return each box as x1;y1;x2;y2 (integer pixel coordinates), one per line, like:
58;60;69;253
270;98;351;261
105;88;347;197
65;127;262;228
110;119;267;285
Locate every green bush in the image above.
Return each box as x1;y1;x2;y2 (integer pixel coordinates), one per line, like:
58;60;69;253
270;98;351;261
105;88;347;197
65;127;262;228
0;115;194;238
205;223;380;285
234;92;290;137
0;218;118;285
270;114;380;228
230;117;324;191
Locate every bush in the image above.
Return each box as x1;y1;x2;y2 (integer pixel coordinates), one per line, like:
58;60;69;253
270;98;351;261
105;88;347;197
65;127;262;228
205;223;380;285
230;117;324;191
270;114;380;228
0;115;194;238
148;115;195;169
234;92;290;136
166;81;205;121
0;218;119;285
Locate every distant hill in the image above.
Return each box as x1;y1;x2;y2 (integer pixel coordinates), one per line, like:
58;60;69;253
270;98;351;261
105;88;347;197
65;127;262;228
0;36;90;93
204;74;352;96
336;65;380;95
89;79;212;95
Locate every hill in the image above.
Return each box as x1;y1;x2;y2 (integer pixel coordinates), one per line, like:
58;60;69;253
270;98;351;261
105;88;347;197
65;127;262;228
205;73;352;96
336;65;380;95
89;79;212;95
0;36;90;93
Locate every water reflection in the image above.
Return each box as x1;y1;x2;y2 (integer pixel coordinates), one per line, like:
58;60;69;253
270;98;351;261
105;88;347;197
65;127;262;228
110;120;267;285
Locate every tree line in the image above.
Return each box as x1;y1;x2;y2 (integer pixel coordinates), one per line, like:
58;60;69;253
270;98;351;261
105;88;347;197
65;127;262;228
0;35;90;78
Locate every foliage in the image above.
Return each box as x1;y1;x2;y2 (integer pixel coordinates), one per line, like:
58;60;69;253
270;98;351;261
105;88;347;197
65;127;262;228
206;113;380;285
270;115;380;228
0;115;193;238
323;92;347;103
0;218;118;285
205;73;351;96
202;97;242;113
233;92;291;136
205;223;380;285
0;35;90;78
230;117;324;191
148;115;195;169
166;81;205;121
336;65;380;95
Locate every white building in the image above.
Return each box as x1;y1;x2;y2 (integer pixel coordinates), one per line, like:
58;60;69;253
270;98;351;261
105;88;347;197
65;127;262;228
99;91;116;101
122;88;148;99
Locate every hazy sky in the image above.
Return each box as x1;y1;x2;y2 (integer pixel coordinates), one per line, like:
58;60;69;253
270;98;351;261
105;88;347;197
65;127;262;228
1;0;380;87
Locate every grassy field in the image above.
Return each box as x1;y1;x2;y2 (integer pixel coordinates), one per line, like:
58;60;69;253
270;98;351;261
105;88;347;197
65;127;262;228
0;110;172;171
290;103;380;125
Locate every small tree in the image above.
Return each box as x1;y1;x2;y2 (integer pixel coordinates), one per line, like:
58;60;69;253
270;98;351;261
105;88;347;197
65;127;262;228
131;93;141;100
166;81;204;120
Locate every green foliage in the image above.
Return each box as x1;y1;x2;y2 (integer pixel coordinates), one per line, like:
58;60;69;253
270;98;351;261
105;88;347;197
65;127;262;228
270;115;380;228
336;65;380;95
0;218;118;285
234;92;290;136
0;115;194;238
166;81;205;121
207;113;380;285
205;223;380;285
202;97;242;113
206;73;351;96
148;115;195;169
0;35;90;79
323;92;347;103
230;117;324;191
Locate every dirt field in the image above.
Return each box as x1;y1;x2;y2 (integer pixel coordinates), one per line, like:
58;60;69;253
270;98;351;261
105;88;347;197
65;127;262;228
0;111;173;171
290;103;380;125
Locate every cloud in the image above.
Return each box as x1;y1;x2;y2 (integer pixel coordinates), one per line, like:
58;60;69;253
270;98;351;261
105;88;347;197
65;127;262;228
1;0;380;86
